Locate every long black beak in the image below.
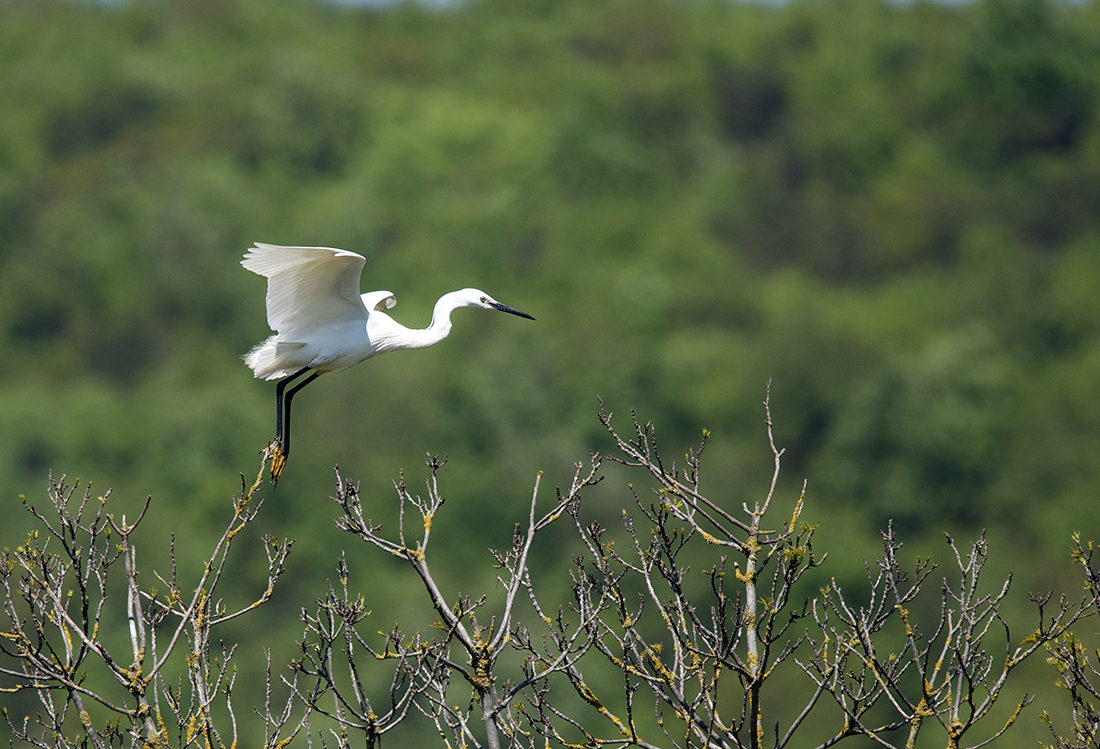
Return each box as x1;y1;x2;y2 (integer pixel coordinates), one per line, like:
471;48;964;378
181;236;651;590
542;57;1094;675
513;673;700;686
490;301;535;320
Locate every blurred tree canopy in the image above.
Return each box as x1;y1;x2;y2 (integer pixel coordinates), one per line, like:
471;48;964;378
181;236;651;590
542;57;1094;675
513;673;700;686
3;0;1100;742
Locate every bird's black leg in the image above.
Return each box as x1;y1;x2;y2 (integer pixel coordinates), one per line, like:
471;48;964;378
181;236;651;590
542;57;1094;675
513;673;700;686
282;371;320;461
275;367;312;445
270;367;312;484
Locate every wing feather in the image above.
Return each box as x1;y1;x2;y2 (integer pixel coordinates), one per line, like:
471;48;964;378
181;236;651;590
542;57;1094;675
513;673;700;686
361;290;397;312
242;243;368;338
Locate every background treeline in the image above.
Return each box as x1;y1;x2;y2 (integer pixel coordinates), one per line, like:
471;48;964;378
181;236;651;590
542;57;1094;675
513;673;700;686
3;0;1100;744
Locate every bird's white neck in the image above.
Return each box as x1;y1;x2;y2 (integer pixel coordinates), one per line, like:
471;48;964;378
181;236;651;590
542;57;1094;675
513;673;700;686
373;291;464;352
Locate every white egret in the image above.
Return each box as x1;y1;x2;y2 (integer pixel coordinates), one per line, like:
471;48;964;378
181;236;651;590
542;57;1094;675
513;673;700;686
242;243;534;482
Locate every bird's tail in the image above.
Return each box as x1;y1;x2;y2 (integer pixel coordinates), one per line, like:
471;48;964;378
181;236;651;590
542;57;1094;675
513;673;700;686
245;335;305;380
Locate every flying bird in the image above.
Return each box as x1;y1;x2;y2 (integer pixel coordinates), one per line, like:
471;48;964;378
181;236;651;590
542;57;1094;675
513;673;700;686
242;243;534;483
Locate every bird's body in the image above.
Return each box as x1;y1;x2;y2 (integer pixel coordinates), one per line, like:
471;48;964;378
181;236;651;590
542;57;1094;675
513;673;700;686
241;243;534;482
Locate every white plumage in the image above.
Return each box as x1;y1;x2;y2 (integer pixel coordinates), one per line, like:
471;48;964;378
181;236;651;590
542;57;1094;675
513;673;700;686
241;242;534;481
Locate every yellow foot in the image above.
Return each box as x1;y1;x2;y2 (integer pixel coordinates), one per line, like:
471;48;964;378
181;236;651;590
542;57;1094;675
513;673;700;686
269;440;287;486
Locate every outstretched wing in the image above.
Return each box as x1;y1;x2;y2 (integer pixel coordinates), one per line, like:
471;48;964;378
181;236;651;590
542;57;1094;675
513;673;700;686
361;290;397;312
242;244;368;339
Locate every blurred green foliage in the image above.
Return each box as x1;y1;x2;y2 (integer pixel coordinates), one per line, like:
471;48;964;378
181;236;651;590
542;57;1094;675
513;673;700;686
3;0;1100;744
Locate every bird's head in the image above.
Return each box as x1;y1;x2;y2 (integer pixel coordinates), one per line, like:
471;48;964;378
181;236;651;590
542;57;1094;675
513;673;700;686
454;288;535;320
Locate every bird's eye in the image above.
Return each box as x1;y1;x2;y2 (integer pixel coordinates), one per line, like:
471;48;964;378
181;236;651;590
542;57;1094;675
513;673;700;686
480;296;487;303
